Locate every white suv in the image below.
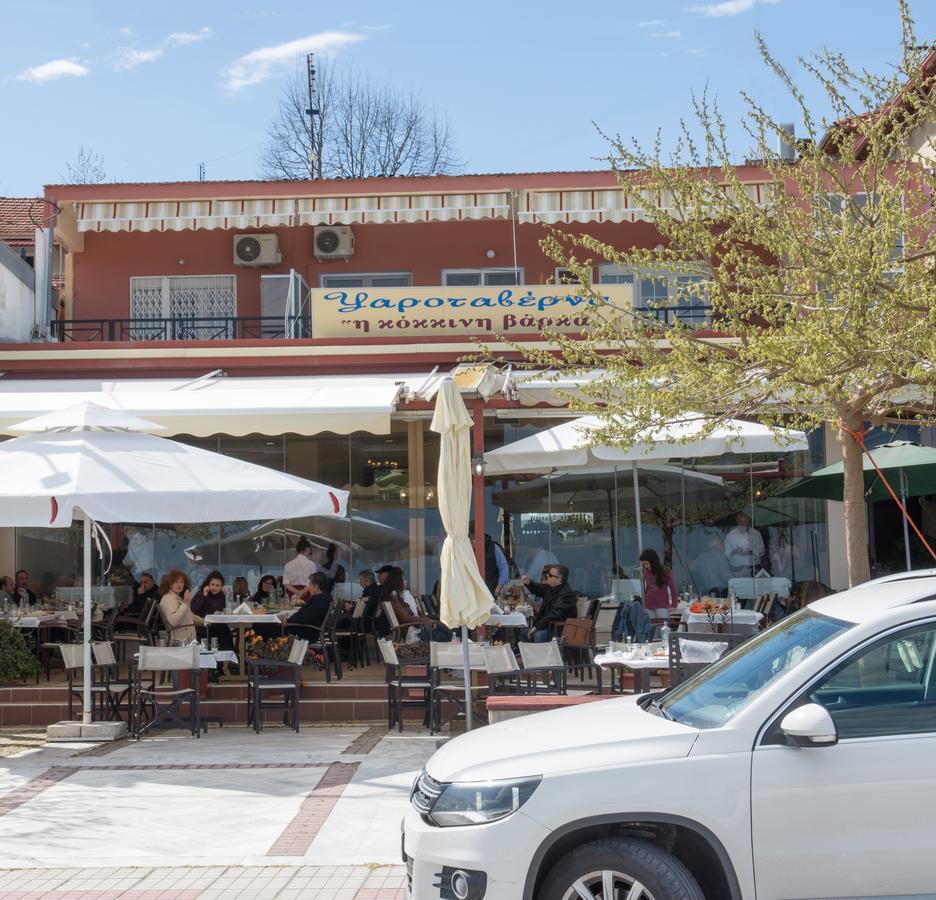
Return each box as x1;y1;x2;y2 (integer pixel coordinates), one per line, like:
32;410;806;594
403;572;936;899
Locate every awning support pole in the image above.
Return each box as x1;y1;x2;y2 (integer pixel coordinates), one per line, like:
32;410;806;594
82;515;92;725
901;470;912;572
632;461;643;555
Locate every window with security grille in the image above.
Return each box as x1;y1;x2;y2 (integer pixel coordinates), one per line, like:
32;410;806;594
129;275;236;340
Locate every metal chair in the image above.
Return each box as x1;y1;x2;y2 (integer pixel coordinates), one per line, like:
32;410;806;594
481;644;525;695
559;617;601;691
91;641;132;722
131;644;201;739
377;638;432;732
40;620;81;682
428;641;487;734
334;599;368;669
518;640;568;694
60;643;109;721
247;638;309;733
668;631;747;687
287;599;344;681
111;597;159;667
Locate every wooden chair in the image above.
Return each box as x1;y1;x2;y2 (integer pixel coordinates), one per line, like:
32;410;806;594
559;617;601;692
247;638;309;733
668;631;747;688
378;638;432;732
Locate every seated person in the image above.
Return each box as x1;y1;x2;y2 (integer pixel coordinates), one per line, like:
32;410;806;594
521;565;578;643
125;572;159;617
284;572;335;637
0;575;15;605
191;570;234;652
159;570;201;644
231;576;251;605
252;574;279;606
14;570;37;607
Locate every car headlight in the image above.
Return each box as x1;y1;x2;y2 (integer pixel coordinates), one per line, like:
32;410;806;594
416;773;542;827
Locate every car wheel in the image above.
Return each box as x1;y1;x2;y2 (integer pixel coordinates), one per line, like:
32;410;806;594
540;837;704;900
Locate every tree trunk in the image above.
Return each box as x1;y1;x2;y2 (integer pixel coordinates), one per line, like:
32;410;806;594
837;417;872;586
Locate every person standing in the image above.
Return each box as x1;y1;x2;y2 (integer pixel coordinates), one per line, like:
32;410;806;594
639;549;679;621
521;565;577;643
724;512;766;578
470;527;509;597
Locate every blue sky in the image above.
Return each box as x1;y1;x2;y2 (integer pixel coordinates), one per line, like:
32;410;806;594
2;0;935;196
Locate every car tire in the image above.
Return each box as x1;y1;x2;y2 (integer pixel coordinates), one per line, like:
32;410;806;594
539;837;704;900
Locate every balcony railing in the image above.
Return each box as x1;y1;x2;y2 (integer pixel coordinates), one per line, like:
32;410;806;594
50;316;309;342
45;306;715;343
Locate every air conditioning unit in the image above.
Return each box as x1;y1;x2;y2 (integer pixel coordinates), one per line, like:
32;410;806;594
233;233;282;267
314;225;354;260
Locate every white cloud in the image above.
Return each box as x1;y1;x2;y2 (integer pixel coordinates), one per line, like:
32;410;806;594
691;0;781;17
16;58;90;83
119;26;134;36
637;18;665;27
362;24;391;31
115;27;211;70
651;30;682;39
223;31;366;92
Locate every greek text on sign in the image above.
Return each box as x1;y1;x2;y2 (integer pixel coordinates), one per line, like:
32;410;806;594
310;284;633;337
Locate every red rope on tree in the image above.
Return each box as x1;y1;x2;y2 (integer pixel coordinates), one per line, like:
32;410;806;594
838;421;936;563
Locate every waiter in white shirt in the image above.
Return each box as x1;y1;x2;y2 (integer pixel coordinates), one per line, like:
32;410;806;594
283;538;341;599
723;512;765;577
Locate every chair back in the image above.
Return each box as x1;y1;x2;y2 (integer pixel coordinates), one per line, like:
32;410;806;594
430;641;484;669
377;637;399;666
594;604;619;644
381;601;400;628
288;638;310;666
559;617;594;649
320;598;344;634
59;643;84;670
138;644;199;672
91;641;117;666
575;597;591;618
141;596;158;626
519;639;565;669
482;643;520;676
351;599;366;618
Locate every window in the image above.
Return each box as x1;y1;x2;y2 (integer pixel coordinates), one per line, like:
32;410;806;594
823;192;904;263
443;268;523;287
599;264;711;327
129;275;236;340
555;266;593;286
320;272;412;288
805;622;936;739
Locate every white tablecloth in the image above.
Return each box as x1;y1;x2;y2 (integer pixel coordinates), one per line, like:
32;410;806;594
198;650;238;669
595;651;669;670
488;613;528;627
7;610;100;629
204;613;283;625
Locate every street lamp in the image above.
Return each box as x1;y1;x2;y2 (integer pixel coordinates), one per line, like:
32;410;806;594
472;454;486;478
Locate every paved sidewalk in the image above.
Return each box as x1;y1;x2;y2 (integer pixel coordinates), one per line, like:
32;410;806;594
0;724;438;897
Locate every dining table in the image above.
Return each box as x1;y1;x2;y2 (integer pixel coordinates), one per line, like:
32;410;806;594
680;608;763;636
203;610;294;681
595;645;669;694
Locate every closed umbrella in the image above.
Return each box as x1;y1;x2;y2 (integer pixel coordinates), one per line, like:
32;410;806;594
430;379;491;730
778;441;936;571
0;401;349;724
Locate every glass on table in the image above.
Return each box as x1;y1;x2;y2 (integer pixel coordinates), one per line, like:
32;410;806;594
210;637;219;652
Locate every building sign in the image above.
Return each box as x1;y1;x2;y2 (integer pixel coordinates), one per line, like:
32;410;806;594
309;284;633;338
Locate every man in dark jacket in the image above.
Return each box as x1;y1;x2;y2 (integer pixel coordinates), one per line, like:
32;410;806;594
521;564;578;642
285;572;334;636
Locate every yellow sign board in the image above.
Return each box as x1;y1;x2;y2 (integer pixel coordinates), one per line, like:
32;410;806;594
309;284;633;338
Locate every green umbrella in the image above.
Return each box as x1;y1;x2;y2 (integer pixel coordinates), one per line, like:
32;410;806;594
777;441;936;502
778;440;936;572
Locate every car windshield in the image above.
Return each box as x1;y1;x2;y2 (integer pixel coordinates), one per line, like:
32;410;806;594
658;608;852;728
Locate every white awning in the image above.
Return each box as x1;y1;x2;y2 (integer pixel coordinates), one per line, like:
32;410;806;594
0;375;408;437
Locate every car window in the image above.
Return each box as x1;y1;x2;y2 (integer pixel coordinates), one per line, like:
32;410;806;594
806;622;936;740
659;609;851;729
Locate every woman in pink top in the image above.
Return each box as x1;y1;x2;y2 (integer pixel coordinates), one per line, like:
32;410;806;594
639;549;678;621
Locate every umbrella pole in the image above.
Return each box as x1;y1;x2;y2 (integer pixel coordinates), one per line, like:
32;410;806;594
632;462;643;554
82;515;92;725
461;625;472;731
901;471;912;572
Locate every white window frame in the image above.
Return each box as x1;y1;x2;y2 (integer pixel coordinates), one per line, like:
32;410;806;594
442;267;525;286
320;271;413;288
598;263;711;327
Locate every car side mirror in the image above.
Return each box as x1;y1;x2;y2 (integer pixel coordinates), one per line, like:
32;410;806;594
780;703;838;747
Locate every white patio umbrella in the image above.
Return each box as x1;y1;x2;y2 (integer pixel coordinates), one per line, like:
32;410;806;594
484;413;808;553
0;401;349;724
430;379;491;730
